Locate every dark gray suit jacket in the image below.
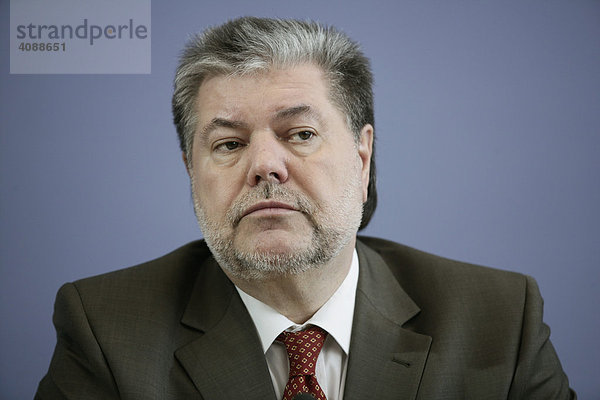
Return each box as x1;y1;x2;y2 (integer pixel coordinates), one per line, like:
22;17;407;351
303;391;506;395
35;237;576;399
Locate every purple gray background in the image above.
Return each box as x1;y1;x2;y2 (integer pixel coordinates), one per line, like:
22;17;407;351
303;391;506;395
1;1;599;398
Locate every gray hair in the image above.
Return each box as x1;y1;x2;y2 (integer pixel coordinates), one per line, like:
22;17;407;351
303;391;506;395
172;16;377;230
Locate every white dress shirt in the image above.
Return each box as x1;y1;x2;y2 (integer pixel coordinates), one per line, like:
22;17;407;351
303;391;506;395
236;249;359;400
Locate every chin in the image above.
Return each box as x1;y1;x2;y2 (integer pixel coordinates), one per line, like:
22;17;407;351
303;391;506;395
240;231;311;256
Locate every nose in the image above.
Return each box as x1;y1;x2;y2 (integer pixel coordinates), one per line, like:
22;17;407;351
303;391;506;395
246;132;289;186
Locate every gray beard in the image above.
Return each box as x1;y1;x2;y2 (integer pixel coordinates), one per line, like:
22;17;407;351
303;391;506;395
192;182;362;281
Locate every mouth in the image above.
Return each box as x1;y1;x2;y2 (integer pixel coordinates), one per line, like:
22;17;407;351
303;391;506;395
240;201;299;220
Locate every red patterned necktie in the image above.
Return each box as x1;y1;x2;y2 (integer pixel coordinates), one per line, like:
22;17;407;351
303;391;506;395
277;326;328;400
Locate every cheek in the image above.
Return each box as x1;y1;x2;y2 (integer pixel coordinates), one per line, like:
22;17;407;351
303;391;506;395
294;152;361;203
192;166;243;218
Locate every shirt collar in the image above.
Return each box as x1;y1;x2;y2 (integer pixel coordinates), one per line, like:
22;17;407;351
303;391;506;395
236;248;359;355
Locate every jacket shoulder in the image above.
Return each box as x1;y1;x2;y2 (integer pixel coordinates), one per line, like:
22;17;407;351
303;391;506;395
357;235;530;310
73;240;212;291
358;235;526;279
64;240;213;330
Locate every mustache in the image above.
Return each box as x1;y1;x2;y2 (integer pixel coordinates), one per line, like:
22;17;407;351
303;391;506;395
226;183;317;227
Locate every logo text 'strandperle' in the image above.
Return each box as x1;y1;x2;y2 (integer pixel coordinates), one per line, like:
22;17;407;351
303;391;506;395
16;19;148;46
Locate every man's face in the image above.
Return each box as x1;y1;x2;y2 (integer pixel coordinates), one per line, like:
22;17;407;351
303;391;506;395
188;64;372;280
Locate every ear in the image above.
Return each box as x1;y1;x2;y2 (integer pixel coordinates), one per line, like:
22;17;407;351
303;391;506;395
182;152;191;177
357;124;374;203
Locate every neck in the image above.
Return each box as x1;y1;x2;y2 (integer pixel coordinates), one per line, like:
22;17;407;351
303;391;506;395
228;240;355;324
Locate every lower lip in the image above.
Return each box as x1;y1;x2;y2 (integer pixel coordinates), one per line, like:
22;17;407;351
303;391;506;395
245;207;297;218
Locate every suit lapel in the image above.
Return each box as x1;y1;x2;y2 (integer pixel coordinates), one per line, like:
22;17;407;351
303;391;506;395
175;257;277;400
344;241;432;400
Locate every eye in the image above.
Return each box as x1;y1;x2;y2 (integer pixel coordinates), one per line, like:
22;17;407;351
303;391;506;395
289;130;315;142
224;141;240;150
215;140;242;152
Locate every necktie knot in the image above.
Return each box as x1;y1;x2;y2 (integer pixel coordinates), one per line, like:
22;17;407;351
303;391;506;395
277;326;328;400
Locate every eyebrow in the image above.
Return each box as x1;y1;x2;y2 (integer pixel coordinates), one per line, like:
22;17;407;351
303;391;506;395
273;105;325;126
199;118;249;138
198;104;325;139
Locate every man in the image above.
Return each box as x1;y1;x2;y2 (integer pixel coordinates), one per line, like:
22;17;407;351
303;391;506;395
36;17;575;399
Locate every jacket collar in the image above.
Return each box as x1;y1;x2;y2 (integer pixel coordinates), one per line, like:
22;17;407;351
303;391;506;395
176;256;277;400
343;239;432;400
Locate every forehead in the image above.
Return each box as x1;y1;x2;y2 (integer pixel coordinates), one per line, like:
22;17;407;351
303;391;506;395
194;64;338;123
